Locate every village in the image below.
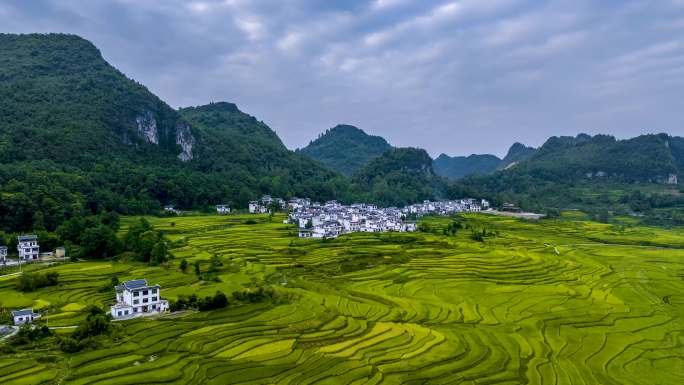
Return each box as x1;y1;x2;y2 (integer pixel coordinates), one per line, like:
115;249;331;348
1;195;490;334
248;195;490;239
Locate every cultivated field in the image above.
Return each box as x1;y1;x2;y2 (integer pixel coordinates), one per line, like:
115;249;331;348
0;213;682;384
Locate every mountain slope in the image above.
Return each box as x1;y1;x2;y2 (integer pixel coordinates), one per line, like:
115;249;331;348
515;133;679;182
0;33;343;232
459;133;684;215
499;142;536;169
297;125;392;175
0;33;195;164
352;148;449;206
433;153;501;179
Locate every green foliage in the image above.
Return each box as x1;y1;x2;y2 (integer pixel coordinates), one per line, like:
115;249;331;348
297;124;392;175
122;218;168;264
351;147;450;207
12;323;52;345
179;258;188;273
16;271;59;292
169;291;229;311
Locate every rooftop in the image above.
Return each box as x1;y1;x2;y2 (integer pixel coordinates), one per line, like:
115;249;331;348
17;235;38;241
115;279;160;291
11;309;35;317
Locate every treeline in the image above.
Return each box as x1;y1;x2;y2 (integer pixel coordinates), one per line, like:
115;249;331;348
169;286;278;312
16;271;59;292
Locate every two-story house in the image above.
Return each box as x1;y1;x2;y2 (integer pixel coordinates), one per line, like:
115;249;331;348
110;279;169;319
216;204;231;214
12;308;40;325
17;235;39;260
0;246;7;264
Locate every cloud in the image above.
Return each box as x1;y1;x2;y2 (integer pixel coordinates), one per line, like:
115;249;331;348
0;0;682;157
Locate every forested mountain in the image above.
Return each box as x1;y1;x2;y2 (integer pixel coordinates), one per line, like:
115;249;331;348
351;148;455;206
297;124;392;175
512;133;680;182
0;33;343;232
433;153;501;179
499;142;536;169
460;133;684;217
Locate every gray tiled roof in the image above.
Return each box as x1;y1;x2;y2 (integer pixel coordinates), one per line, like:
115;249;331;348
11;309;34;317
123;279;148;289
17;235;38;241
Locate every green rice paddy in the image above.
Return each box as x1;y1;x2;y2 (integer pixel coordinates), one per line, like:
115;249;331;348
1;213;682;384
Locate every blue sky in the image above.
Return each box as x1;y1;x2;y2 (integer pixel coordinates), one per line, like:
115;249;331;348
2;0;683;157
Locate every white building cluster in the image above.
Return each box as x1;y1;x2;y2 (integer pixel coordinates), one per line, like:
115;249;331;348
286;198;489;239
249;195;287;214
404;198;489;216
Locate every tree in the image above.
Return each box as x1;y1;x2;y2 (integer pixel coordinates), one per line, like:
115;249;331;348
180;259;188;273
150;241;168;265
194;261;201;276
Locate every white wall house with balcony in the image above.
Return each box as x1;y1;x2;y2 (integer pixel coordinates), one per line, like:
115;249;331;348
110;279;169;320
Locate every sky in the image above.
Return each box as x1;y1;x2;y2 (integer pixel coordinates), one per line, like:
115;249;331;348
1;0;683;157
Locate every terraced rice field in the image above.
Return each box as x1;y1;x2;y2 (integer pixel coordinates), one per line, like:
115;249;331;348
1;213;682;384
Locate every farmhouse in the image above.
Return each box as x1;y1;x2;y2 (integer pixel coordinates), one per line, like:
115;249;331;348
216;204;231;214
164;205;181;215
110;279;169;319
0;246;6;263
17;235;39;260
12;309;40;325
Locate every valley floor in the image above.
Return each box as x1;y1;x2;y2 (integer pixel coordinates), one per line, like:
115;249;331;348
0;213;683;384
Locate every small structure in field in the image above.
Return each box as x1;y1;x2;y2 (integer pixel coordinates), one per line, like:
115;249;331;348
111;279;169;320
12;309;40;325
56;247;66;258
17;235;39;261
216;204;231;214
0;246;7;264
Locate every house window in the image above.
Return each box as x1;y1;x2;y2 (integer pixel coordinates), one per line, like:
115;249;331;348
151;297;157;301
133;291;140;297
118;311;122;316
124;310;129;315
133;308;138;313
152;289;157;294
133;300;139;304
143;298;148;303
143;290;148;295
18;317;23;321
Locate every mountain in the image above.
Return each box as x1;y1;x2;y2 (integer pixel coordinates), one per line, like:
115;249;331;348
513;133;680;182
297;124;392;175
499;142;536;169
433;153;501;179
460;133;684;216
351;147;449;206
0;33;195;164
0;33;342;232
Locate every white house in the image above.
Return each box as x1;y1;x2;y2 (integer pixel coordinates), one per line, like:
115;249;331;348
164;205;181;215
216;204;231;214
110;279;169;320
12;309;40;325
17;235;39;261
0;246;7;264
248;201;268;214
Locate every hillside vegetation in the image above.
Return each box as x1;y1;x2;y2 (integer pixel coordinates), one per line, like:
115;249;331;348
0;34;345;232
297;124;392;175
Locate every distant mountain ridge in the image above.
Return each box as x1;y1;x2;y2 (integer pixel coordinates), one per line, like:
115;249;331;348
297;124;392;175
433;142;538;179
433;153;502;179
